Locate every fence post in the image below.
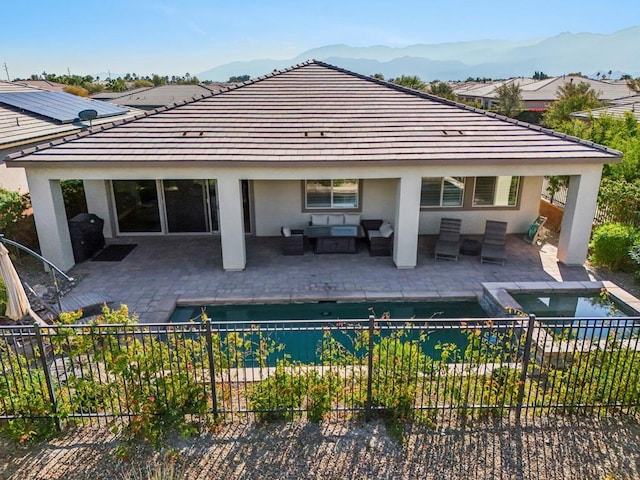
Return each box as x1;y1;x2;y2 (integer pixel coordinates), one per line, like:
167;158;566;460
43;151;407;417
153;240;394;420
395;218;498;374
33;323;62;431
204;319;219;419
516;314;536;422
365;314;375;422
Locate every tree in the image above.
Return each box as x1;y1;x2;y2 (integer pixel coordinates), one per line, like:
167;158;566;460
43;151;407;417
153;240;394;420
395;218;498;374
151;74;167;87
542;80;603;128
428;81;455;100
494;82;523;118
63;85;89;97
627;78;640;93
228;74;251;82
392;75;427;91
372;73;385;80
532;71;549;80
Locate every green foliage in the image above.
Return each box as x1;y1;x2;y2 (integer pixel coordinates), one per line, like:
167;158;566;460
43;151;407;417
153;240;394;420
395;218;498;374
392;75;427;91
369;330;434;419
132;79;154;88
494;82;523;118
533;71;549;80
228;75;251;82
543;80;603;128
63;85;89;97
0;338;58;442
545;175;569;202
249;360;306;422
428;81;455;100
589;222;640;271
0;278;6;316
60;180;87;219
598;179;640;225
0;188;29;237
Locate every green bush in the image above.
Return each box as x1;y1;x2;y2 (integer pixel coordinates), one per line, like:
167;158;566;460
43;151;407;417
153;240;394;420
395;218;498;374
0;188;29;237
248;361;306;422
589;222;640;271
0;278;6;316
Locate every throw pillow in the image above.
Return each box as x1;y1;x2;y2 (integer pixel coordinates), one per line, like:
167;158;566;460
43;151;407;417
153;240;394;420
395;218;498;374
282;227;292;237
311;214;328;226
344;213;361;225
379;223;394;238
327;214;344;226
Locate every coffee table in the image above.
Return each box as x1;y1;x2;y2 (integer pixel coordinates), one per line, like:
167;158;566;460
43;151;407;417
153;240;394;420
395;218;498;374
305;225;361;253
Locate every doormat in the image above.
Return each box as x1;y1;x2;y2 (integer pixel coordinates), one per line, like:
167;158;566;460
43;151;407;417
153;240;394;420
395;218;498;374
91;244;137;262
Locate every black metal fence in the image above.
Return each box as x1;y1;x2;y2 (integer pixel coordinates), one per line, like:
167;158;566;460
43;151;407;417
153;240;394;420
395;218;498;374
1;316;639;429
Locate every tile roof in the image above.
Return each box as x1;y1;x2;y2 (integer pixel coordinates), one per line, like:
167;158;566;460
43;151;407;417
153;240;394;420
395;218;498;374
571;97;640;122
455;76;634;102
105;84;231;108
0;81;142;149
6;61;621;168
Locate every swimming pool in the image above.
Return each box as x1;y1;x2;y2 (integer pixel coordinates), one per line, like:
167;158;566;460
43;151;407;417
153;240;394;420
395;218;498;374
170;300;489;363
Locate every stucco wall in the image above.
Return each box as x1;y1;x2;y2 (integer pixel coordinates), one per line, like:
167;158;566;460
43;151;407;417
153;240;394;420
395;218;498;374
252;177;541;236
252;178;398;236
0;163;28;193
418;176;543;234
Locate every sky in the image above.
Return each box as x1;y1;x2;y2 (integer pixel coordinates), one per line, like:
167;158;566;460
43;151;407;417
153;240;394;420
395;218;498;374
1;0;639;80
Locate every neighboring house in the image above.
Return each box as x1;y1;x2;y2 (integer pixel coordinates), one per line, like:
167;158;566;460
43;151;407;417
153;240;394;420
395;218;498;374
454;76;634;111
91;87;152;102
96;84;235;110
571;94;640;122
0;81;141;192
12;80;67;92
5;61;620;272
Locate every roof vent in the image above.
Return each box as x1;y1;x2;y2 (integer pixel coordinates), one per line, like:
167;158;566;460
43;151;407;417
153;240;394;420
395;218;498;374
442;130;464;136
304;131;327;137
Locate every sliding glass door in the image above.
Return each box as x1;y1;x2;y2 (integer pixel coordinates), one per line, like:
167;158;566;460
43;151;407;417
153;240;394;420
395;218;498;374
112;179;220;234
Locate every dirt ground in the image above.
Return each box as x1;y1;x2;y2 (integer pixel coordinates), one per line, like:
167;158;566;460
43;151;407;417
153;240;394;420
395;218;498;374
1;415;639;480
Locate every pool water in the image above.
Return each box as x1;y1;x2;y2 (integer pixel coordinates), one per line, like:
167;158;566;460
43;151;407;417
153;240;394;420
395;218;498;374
170;300;488;363
511;293;636;318
512;292;638;341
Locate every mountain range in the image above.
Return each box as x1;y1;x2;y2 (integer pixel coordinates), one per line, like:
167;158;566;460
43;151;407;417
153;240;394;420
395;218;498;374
197;27;640;81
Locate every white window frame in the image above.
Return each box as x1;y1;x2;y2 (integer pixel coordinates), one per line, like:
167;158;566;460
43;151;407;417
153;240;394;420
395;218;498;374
304;179;361;210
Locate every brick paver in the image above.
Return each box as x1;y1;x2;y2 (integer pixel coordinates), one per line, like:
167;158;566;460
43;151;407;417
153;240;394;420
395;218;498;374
68;235;594;323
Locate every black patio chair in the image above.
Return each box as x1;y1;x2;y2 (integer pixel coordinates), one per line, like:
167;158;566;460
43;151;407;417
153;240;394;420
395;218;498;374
480;220;508;265
434;218;462;261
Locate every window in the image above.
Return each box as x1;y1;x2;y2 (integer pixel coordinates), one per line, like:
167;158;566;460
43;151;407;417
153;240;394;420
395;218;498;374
305;179;359;209
421;177;465;207
473;176;520;207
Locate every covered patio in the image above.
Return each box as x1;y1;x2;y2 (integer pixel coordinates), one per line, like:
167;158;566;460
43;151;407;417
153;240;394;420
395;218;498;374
66;234;594;323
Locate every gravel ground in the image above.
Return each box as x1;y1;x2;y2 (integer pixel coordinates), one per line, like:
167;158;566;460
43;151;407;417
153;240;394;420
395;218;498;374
1;415;639;480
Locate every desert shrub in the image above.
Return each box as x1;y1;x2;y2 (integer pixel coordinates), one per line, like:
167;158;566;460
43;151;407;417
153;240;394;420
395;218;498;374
249;361;307;422
63;85;89;97
589;222;640;271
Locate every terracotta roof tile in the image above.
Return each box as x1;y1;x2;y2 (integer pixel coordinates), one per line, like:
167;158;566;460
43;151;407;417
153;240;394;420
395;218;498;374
6;61;620;167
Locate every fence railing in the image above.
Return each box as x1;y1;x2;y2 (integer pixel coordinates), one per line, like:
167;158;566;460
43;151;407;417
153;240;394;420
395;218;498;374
1;316;639;429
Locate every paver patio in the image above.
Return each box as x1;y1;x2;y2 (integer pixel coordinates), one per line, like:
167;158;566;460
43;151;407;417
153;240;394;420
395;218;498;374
67;234;595;323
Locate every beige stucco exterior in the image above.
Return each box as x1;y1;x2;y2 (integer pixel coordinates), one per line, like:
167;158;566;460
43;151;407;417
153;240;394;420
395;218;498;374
21;159;603;272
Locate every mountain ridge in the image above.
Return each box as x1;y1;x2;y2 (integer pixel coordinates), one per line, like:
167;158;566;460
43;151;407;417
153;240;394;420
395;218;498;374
197;27;640;81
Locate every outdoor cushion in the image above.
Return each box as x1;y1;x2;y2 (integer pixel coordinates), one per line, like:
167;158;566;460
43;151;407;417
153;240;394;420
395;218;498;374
327;214;344;226
343;213;361;225
282;227;291;237
367;230;383;239
311;214;328;226
379;223;394;238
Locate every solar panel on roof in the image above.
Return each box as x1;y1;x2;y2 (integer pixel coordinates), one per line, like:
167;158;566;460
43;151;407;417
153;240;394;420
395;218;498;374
0;91;129;123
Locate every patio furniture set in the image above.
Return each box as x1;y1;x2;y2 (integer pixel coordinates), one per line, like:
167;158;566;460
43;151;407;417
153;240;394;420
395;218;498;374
281;213;393;256
282;215;509;264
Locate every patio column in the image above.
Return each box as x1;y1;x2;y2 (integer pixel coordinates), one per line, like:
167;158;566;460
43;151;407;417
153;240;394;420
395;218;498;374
25;171;75;271
217;177;246;271
83;180;114;238
393;175;422;269
557;168;602;266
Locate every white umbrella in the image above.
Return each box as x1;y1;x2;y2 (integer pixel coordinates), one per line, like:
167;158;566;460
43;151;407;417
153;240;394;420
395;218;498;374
0;243;43;323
